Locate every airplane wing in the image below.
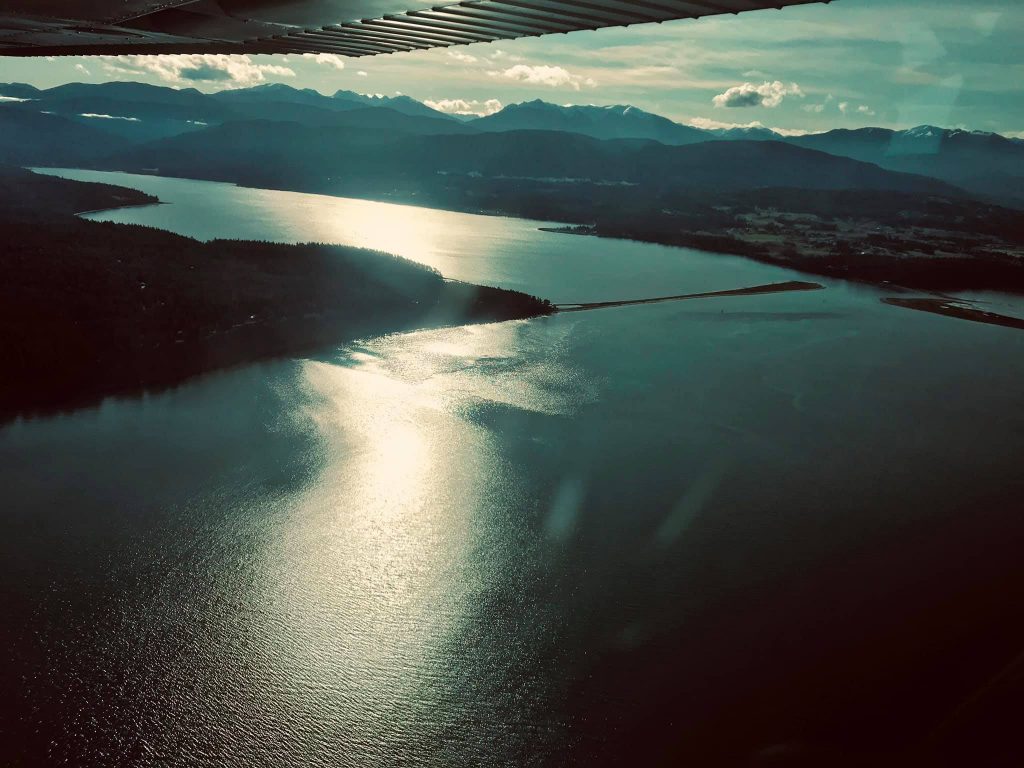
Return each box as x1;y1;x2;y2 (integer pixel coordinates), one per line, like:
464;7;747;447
0;0;831;58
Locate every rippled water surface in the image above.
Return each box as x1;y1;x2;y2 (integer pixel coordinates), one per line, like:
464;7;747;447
5;170;1024;765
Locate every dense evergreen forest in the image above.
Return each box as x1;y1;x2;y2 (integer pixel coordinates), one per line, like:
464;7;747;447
0;167;553;417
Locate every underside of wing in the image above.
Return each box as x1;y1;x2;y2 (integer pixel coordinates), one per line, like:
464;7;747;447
0;0;831;58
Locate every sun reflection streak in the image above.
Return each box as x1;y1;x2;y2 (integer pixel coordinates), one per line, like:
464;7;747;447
238;318;595;755
309;197;455;276
304;358;434;516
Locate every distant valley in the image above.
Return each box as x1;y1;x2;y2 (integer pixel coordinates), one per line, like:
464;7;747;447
2;80;1023;294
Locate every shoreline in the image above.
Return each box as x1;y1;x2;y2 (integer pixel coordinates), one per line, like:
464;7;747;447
540;226;1024;297
882;297;1024;330
1;303;553;425
74;200;168;217
46;167;1024;298
1;174;557;423
35;165;560;227
556;281;824;312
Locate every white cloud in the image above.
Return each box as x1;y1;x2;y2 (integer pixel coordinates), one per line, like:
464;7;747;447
836;101;878;118
99;54;295;88
491;64;596;91
686;116;812;137
424;98;503;117
712;81;804;109
301;53;346;70
803;94;834;113
688;117;766;131
1006;130;1024;140
447;50;478;64
74;63;90;75
357;71;368;77
489;49;524;62
80;113;140;122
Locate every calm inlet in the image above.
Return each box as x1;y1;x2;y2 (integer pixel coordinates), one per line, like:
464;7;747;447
4;170;1024;765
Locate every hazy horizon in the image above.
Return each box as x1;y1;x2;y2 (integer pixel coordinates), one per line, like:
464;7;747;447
2;0;1020;137
6;79;1022;141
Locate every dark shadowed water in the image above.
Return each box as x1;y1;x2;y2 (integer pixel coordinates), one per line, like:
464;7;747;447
4;170;1024;766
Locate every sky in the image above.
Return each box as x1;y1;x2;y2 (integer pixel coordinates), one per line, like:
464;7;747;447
1;0;1021;136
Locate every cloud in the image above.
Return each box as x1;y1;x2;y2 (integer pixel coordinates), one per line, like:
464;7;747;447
688;117;766;131
837;102;876;118
99;54;294;88
447;50;478;64
357;70;368;77
833;102;875;117
489;49;523;62
424;98;503;117
80;113;140;122
301;53;346;70
686;116;812;137
74;63;90;75
712;81;804;109
491;64;596;90
802;94;835;113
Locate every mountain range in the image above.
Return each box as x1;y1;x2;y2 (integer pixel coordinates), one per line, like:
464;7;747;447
1;80;1021;207
100;121;959;201
788;127;1024;206
0;81;464;145
472;102;1023;205
0;81;456;121
471;100;710;145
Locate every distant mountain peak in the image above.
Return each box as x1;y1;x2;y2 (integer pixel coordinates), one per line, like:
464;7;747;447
508;100;636;113
246;83;323;96
328;89;455;120
504;99;558;111
0;82;41;95
474;99;711;146
904;125;942;138
901;125;1000;140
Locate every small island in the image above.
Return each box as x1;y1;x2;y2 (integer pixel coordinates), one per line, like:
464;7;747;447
0;167;554;419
